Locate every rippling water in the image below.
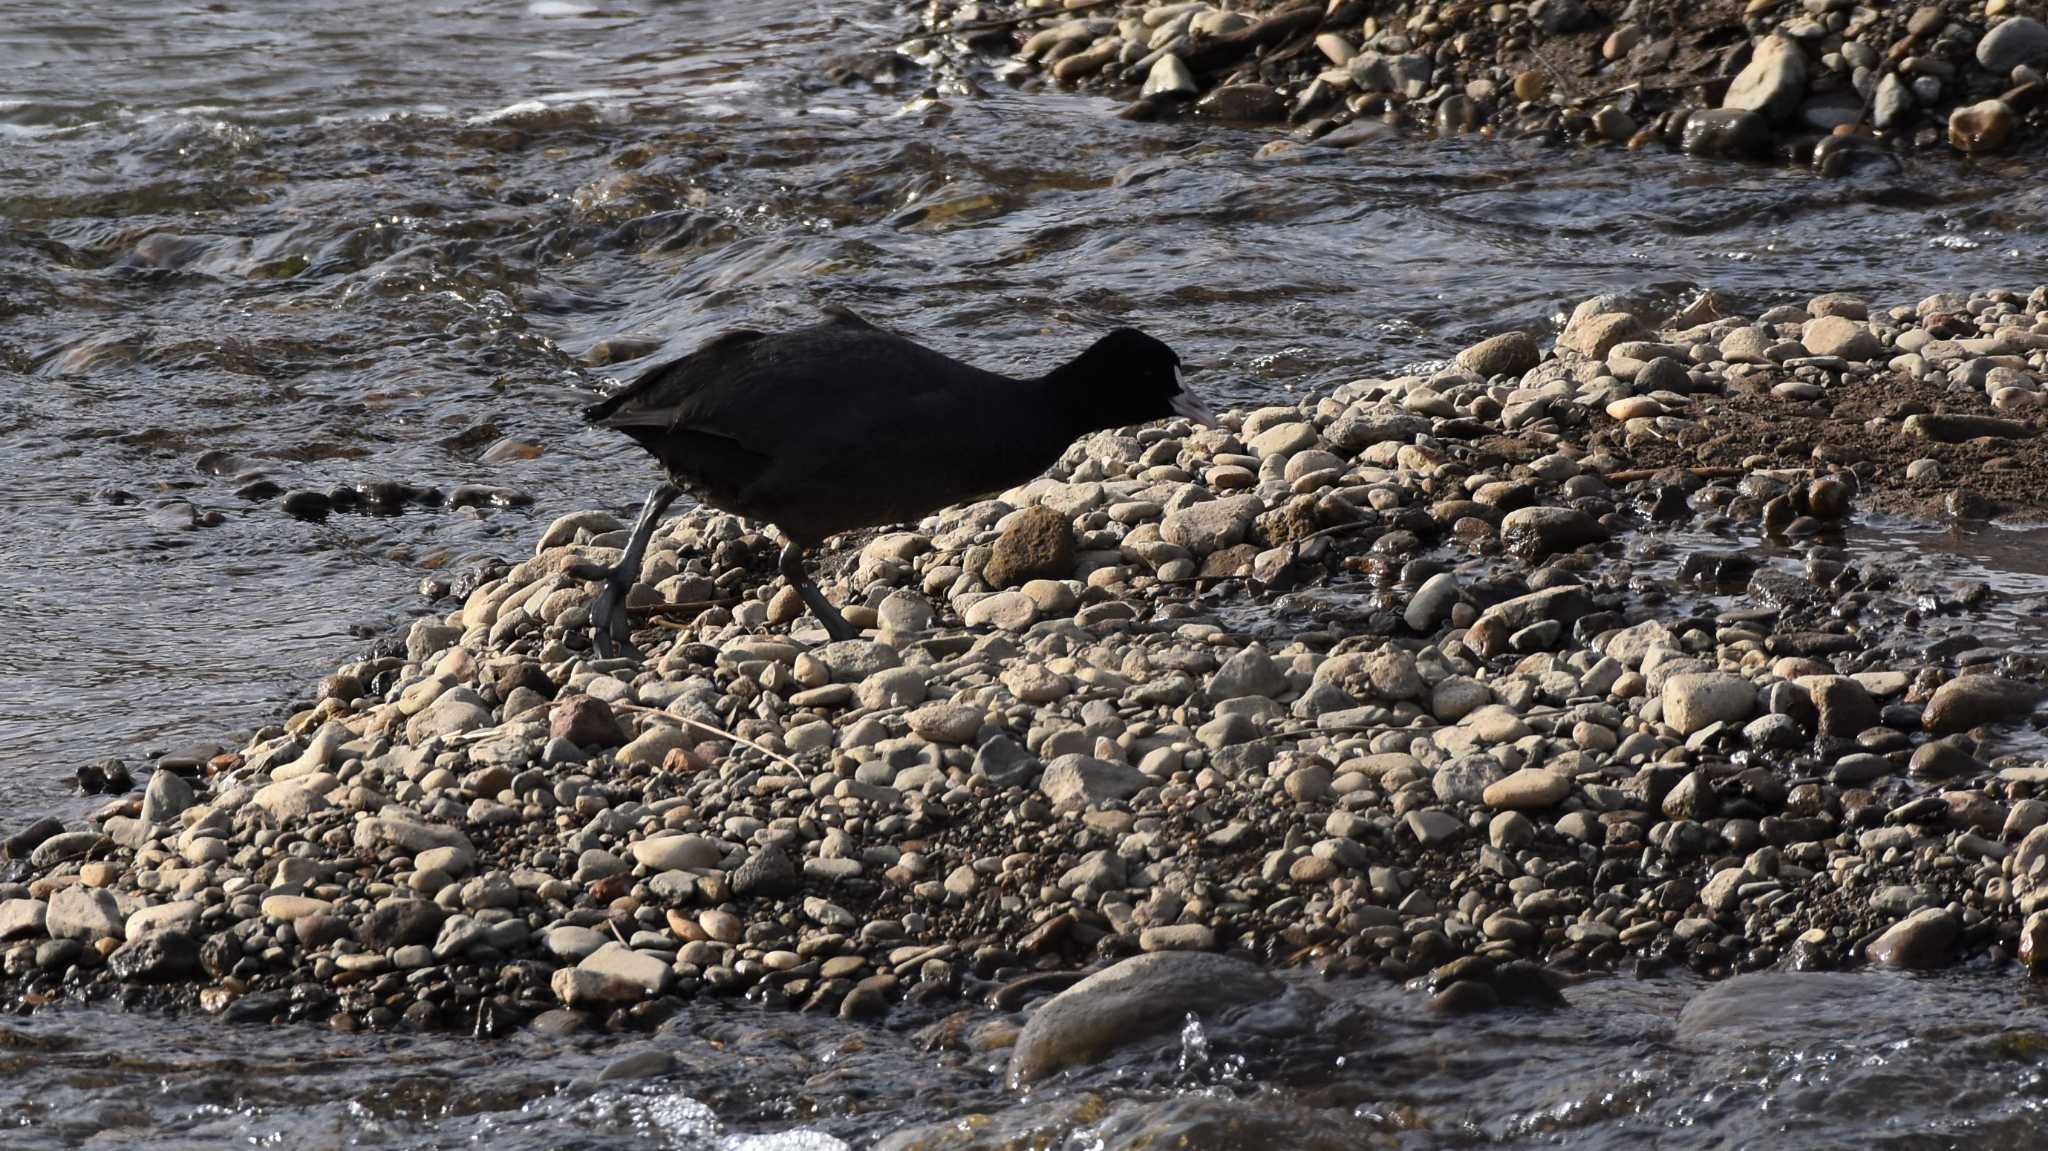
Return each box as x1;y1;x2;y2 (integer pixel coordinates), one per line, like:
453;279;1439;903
4;970;2047;1149
5;0;2048;1143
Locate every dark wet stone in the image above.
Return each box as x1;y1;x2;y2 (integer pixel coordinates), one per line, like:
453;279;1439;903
357;479;406;508
1499;506;1609;558
449;484;535;509
108;931;201;982
281;489;332;518
1680;108;1771;157
358;900;446;950
1679;551;1756;586
530;1008;591;1036
1429;978;1500;1013
494;661;557;701
1909;738;1988;779
75;757;133;795
971;735;1040;789
1491;960;1567;1006
1746;568;1817;609
1195;84;1288;122
1768;631;1860;657
30;830;102;868
295;913;351;949
222;990;293;1024
732;844;798;899
200;933;243;978
2;816;63;860
839;975;896;1020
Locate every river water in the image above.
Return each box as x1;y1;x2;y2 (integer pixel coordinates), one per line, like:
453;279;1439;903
4;0;2048;1145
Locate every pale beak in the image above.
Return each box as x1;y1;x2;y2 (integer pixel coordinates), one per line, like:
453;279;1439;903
1168;368;1218;427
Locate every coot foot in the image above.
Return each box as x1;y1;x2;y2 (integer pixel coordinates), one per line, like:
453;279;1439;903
569;482;682;658
779;541;855;642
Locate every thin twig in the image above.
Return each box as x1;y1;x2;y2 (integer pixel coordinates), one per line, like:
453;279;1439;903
614;702;808;776
1527;40;1587;104
1287;519;1379;547
626;597;737;618
1601;465;1749;483
1585;67;1740;104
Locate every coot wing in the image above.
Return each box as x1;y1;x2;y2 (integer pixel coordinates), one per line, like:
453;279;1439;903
582;328;768;428
597;313;998;448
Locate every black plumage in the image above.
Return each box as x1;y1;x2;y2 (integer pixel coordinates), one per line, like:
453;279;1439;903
575;306;1211;653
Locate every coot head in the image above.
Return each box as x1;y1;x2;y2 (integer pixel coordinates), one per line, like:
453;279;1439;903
1052;326;1216;433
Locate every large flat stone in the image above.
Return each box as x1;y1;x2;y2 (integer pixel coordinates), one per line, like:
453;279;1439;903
1007;952;1284;1085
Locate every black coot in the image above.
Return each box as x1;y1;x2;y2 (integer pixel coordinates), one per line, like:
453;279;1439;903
575;305;1213;654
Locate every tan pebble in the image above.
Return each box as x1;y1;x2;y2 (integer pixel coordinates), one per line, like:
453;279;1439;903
79;862;122;888
1605;396;1667;421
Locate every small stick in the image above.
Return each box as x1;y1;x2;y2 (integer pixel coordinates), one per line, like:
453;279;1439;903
626;597;736;618
1527;40;1586;104
614;702;808;776
1601;465;1749;483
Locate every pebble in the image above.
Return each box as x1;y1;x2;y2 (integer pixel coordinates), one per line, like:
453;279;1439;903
1800;315;1882;361
1040;755;1149;808
1949;100;2015;153
1978;17;2048;74
1141;53;1196;99
1482;769;1570;811
1662;673;1757;735
1865;908;1959;969
45;888;123;941
1722;35;1808;123
1922;674;2041;733
631;834;722;872
1456;331;1540;378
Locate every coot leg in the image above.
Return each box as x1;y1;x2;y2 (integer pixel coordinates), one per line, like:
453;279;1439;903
569;481;682;658
778;540;855;642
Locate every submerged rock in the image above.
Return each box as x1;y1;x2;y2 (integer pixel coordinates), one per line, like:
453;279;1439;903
1007;952;1285;1085
1678;972;1891;1041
